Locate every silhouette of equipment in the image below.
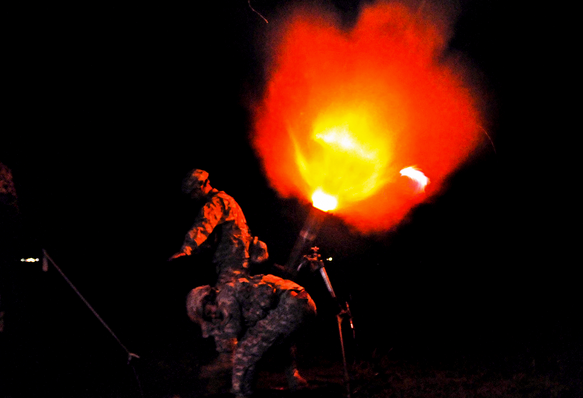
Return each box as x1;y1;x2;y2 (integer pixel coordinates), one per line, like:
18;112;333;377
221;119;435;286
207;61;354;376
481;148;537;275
298;246;355;398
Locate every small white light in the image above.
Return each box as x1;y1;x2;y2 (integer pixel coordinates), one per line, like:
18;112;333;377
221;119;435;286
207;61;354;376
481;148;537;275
327;257;333;262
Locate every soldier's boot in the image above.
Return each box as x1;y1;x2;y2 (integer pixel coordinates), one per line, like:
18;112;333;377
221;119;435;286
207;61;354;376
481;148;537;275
285;366;309;391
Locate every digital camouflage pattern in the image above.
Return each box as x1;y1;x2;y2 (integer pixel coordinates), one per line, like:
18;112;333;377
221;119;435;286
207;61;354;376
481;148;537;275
187;274;317;397
0;162;17;206
1;162;18;334
180;188;252;284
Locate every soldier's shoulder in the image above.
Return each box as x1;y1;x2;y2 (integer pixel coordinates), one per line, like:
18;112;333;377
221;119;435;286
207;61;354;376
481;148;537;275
262;274;304;291
209;190;235;205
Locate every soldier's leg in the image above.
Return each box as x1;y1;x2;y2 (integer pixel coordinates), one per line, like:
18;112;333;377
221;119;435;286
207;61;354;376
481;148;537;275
283;344;309;390
232;291;316;396
283;291;317;389
231;302;293;396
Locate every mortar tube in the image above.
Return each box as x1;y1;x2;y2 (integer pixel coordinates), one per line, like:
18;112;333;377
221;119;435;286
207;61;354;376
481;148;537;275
319;266;337;299
285;205;327;274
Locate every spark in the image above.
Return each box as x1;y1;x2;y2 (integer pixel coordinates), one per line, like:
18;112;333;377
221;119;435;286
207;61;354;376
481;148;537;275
400;166;429;192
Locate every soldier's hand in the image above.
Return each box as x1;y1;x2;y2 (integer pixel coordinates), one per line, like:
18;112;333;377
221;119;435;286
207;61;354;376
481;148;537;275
168;252;187;261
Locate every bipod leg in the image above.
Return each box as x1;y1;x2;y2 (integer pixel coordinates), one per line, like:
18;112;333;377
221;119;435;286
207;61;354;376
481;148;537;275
337;313;351;398
306;248;352;397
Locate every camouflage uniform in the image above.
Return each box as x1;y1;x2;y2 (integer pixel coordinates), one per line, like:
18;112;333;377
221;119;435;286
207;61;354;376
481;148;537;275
1;162;19;334
187;274;317;397
0;162;18;206
180;188;252;285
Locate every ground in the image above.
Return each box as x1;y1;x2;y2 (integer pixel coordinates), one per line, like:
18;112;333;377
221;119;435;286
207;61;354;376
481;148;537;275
1;261;581;398
104;334;581;398
118;350;580;398
1;319;581;398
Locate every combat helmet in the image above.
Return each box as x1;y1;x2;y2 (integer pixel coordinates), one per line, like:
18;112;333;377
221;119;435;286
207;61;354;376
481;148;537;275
181;169;209;194
186;285;212;324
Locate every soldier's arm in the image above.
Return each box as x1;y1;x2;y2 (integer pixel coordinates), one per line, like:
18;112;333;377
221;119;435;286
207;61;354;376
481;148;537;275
179;195;226;256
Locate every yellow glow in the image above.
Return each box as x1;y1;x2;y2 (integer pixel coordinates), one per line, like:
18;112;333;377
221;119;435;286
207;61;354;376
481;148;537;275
315;127;378;160
312;189;338;211
295;108;391;210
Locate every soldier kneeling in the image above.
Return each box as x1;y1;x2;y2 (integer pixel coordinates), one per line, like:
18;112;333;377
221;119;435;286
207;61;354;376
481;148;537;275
187;274;317;398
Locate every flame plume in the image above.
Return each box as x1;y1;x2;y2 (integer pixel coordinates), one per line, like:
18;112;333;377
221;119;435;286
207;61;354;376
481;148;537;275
251;2;484;233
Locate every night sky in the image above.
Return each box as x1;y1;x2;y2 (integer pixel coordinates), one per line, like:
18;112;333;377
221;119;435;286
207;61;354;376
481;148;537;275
2;0;579;396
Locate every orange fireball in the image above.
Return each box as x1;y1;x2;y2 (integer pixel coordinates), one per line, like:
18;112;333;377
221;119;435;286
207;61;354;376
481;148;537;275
251;2;484;233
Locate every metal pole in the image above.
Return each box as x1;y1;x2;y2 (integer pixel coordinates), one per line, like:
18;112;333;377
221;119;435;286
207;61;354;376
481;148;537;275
285;206;326;274
42;250;143;397
311;252;352;398
42;250;137;361
337;314;351;398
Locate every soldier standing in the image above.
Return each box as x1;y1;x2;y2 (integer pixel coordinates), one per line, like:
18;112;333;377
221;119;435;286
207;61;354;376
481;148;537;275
187;274;317;398
169;169;252;285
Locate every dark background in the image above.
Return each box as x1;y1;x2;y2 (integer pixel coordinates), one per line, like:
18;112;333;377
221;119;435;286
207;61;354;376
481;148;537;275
2;0;579;397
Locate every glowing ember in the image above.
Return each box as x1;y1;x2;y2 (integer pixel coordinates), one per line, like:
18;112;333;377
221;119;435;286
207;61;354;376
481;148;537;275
312;189;338;212
251;2;484;233
400;166;429;193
